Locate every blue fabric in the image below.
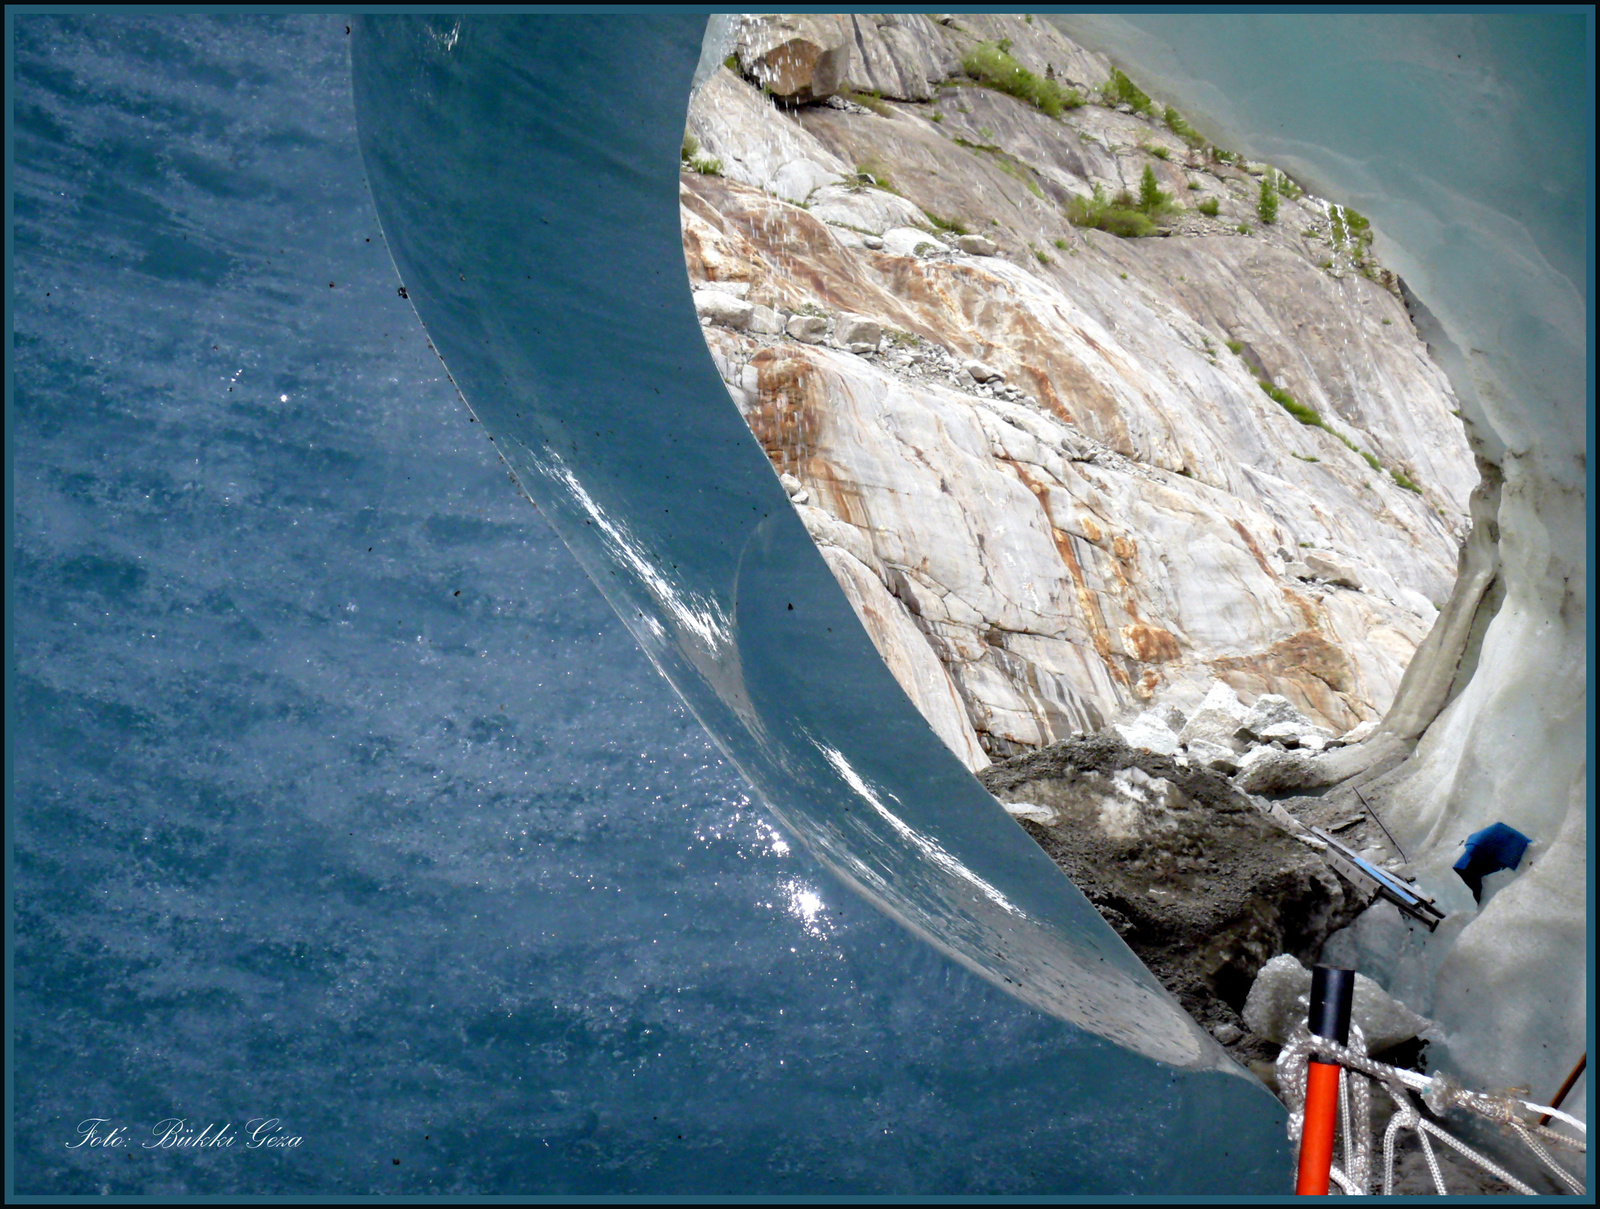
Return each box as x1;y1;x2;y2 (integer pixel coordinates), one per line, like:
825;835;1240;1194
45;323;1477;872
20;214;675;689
1453;822;1533;901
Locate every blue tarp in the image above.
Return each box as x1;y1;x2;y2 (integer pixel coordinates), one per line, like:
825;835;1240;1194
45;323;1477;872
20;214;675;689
1453;823;1532;902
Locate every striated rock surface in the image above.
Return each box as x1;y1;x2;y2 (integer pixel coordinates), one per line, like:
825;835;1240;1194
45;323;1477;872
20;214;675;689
685;14;1474;771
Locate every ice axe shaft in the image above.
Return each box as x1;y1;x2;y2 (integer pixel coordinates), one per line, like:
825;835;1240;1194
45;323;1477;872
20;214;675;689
1296;966;1355;1195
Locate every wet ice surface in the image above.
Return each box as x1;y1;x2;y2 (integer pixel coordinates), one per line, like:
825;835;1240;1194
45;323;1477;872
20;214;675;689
12;15;1283;1195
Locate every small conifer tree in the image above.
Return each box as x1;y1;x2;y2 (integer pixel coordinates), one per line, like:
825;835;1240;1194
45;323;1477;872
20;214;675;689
1139;164;1163;214
1257;174;1279;224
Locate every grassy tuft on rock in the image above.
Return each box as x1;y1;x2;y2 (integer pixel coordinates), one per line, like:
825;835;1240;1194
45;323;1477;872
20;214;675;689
963;42;1084;117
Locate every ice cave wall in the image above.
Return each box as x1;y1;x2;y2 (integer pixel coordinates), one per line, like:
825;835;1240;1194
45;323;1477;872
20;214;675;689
1050;13;1588;1110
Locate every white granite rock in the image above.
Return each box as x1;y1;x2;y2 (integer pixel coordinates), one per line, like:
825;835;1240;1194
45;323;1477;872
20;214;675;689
1303;551;1362;590
693;290;754;330
1183;739;1242;774
1243;954;1438;1053
683;37;1474;759
957;233;998;256
1113;712;1182;756
747;303;783;335
785;314;828;344
1234;745;1321;794
1340;719;1380;745
881;226;943;258
1238;694;1316;739
834;314;882;354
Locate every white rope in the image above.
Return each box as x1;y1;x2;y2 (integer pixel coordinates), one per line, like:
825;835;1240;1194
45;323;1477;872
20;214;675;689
1276;1024;1584;1195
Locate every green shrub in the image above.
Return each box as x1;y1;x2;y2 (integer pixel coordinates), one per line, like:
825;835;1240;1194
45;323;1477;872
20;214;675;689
1138;165;1165;213
1163;105;1204;146
689;154;723;176
1100;209;1157;238
963;43;1084;117
929;112;944;124
1329;206;1347;245
1053;238;1069;250
1197;197;1220;217
1344;207;1371;240
1225;339;1243;355
1259;379;1322;427
1212;148;1237;164
1237;223;1251;234
1147;143;1171;160
1066;186;1157;238
1103;66;1153;113
1188;179;1202;190
1257;175;1279;224
682;132;700;161
845;89;894;118
1292;452;1320;462
1034;246;1052;264
856;158;898;193
723;54;738;71
922;210;969;236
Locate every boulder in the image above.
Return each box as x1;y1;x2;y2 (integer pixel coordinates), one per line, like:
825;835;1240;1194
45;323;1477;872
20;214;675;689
693;290;754;330
1237;693;1316;740
1258;720;1337;747
1303;551;1362;590
785;314;828;344
881;226;943;258
1340;719;1380;745
747;304;783;335
1234;745;1322;795
1184;739;1242;774
1113;711;1182;757
963;359;1004;383
834;314;882;354
770;159;839;205
735;15;852;103
1179;687;1252;752
1243;953;1437;1053
956;233;998;256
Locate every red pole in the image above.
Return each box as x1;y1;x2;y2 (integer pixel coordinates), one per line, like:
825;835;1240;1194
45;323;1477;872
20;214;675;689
1296;966;1355;1195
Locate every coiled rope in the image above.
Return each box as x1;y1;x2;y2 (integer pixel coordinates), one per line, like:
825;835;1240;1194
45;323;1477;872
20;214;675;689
1277;1024;1585;1195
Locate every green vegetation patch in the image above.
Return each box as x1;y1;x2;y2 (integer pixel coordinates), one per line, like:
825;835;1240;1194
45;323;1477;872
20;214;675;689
855;157;900;194
1103;66;1153;114
922;210;969;236
962;43;1084;117
1257;174;1279;224
1163;105;1205;147
1197;197;1220;217
1067;185;1156;238
1067;171;1178;239
1259;380;1321;427
845;89;895;119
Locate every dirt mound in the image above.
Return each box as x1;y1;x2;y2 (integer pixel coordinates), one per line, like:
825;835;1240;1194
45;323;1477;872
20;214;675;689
982;732;1372;1053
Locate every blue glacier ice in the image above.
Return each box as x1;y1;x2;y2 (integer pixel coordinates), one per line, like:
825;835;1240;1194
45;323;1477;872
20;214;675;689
12;10;1585;1196
12;13;1280;1196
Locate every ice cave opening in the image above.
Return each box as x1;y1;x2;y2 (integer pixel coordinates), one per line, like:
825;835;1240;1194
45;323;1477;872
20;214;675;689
680;12;1587;1188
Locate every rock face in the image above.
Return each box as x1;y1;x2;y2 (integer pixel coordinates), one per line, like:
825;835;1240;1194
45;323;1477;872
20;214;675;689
685;13;1474;772
980;734;1370;1030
